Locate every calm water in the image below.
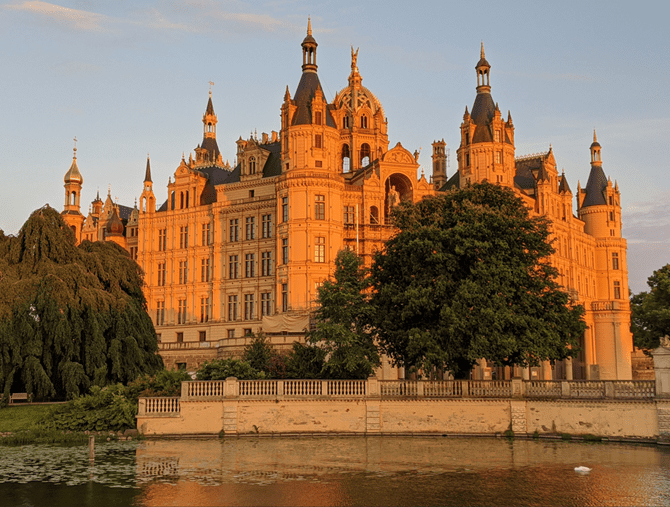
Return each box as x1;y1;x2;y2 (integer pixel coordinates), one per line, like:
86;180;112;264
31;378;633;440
1;437;669;506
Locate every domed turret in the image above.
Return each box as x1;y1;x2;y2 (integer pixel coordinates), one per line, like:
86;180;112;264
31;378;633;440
106;206;124;236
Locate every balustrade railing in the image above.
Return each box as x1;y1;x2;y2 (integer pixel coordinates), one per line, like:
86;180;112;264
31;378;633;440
140;379;657;417
139;397;180;415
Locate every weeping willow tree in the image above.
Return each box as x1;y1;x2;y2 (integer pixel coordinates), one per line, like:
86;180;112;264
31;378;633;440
0;205;163;401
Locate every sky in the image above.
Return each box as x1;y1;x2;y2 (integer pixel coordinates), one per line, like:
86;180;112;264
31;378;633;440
0;0;668;294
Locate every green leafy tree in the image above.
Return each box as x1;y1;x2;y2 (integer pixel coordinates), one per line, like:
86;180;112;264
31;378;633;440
0;206;163;401
195;359;266;380
370;182;585;378
308;249;380;379
242;333;276;374
285;342;326;379
631;264;670;350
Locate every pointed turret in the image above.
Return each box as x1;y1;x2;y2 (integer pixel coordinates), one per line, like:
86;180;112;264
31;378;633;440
62;139;85;243
144;155;152;183
582;131;608;207
301;17;318;73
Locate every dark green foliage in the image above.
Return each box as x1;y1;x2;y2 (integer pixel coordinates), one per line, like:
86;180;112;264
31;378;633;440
39;384;137;432
125;369;191;404
308;249;380;379
631;265;670;351
370;183;586;378
242;333;276;374
195;359;266;380
285;342;326;379
0;206;163;402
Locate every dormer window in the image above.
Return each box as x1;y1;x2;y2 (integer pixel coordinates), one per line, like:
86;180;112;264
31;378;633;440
465;132;470;145
343;117;350;129
315;111;322;125
494;130;501;142
249;157;256;175
361;116;368;129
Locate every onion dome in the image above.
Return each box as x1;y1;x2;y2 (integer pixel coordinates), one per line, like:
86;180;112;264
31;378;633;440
64;147;83;184
106;207;124;236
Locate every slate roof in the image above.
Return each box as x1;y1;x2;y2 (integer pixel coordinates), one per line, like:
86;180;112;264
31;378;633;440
470;92;496;143
292;72;336;127
442;171;460;191
558;174;572;194
200;137;221;160
514;155;543;191
581;165;608;207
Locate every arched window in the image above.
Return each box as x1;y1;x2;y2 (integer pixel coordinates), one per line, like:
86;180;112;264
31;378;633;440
249;157;256;175
342;144;350;172
180;192;184;209
361;115;368;129
360;143;370;167
70;191;77;206
185;191;189;209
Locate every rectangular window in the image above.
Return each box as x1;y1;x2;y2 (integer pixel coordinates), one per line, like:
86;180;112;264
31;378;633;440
315;134;322;149
228;295;238;321
262;214;272;238
612;252;619;270
229;255;239;279
229;219;239;242
130;247;137;261
261;251;273;277
281;283;288;312
261;292;272;316
244;294;255;320
201;223;211;246
157;262;166;286
177;300;187;325
314;236;325;263
282;197;289;222
179;226;188;249
245;253;255;278
176;332;183;343
613;281;621;300
315;195;325;220
245;217;256;240
227;329;236;339
158;229;167;251
201;258;210;282
156;301;165;326
178;260;188;284
494;130;501;142
315;111;322;125
200;297;210;323
495;151;502;164
282;238;288;265
199;331;206;342
609;211;615;222
344;206;355;226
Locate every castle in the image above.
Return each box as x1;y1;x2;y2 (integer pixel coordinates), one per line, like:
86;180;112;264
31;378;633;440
62;21;633;381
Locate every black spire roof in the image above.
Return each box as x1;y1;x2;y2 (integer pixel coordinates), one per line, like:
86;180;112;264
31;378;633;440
581;165;608;207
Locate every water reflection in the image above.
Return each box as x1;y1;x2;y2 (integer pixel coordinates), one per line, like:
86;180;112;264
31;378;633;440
1;437;669;506
134;437;670;507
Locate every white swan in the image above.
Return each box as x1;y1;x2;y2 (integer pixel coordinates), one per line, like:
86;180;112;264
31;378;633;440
574;466;592;473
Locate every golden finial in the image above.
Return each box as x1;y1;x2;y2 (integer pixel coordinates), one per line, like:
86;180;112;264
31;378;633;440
480;41;485;59
208;81;214;96
307;16;312;36
593;129;597;142
73;136;77;158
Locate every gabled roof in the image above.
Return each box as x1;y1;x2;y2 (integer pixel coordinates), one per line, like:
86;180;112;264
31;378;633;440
442;171;460;191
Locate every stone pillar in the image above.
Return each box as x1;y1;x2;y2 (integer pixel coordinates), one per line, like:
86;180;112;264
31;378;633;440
521;367;530;381
541;360;553;380
652;345;670;397
511;378;524;398
509;400;527;435
565;358;573;380
367;378;379;397
224;377;239;397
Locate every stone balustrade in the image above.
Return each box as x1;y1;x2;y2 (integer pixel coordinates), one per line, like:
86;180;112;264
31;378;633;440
139;378;656;416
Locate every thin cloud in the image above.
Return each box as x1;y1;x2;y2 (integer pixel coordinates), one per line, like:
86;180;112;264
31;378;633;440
3;1;112;33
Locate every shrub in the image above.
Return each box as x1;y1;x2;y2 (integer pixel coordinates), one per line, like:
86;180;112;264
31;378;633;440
125;369;191;403
195;359;265;380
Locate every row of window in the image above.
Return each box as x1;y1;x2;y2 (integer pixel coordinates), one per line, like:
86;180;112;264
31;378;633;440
156;285;289;326
157;217;272;251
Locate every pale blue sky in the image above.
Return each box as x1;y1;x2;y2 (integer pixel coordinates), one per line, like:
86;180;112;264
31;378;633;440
0;0;668;293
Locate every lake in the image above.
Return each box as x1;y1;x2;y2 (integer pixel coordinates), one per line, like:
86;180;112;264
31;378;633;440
1;436;669;506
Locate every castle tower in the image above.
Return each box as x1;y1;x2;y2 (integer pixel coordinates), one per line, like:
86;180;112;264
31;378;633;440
194;91;222;166
62;141;85;243
457;44;515;187
432;139;447;190
577;132;632;380
140;156;156;214
330;47;389;173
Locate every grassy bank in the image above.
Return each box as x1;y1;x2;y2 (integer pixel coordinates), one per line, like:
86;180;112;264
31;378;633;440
0;404;53;432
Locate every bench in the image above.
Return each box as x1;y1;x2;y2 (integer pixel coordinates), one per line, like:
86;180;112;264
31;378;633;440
9;393;31;404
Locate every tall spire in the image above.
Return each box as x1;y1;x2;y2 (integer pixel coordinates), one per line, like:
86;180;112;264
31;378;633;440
301;17;318;73
475;42;491;94
144;154;152;183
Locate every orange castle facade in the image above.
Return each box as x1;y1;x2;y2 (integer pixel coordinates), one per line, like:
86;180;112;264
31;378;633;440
62;24;633;381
